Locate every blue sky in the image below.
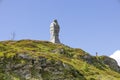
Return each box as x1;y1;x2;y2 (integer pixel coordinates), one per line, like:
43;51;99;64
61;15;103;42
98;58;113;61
0;0;120;56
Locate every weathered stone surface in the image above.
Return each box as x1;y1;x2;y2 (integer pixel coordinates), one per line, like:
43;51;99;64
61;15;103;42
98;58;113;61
52;48;65;54
81;54;93;64
102;56;120;72
1;54;84;80
50;19;61;43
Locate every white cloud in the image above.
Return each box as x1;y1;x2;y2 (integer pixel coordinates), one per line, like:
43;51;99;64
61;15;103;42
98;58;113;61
110;50;120;66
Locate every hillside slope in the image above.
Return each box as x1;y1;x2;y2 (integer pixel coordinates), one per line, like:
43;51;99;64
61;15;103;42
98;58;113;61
0;40;120;80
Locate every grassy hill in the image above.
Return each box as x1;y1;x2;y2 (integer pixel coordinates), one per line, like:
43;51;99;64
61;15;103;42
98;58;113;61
0;40;120;80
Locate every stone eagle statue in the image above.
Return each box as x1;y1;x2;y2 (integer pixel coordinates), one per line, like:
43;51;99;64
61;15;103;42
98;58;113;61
50;19;61;43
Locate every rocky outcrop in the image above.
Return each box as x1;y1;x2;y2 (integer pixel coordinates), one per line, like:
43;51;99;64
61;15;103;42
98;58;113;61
102;56;120;72
81;54;120;72
0;40;120;80
81;54;93;64
0;53;86;80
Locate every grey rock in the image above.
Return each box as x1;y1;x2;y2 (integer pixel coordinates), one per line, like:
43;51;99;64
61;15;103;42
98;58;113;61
50;19;61;43
52;48;65;54
82;54;93;64
18;54;32;59
102;56;120;72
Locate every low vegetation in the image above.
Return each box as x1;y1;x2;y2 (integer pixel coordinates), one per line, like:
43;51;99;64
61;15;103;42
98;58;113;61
0;40;120;80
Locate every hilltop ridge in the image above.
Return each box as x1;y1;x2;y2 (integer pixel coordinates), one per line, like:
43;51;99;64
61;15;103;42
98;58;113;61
0;40;120;80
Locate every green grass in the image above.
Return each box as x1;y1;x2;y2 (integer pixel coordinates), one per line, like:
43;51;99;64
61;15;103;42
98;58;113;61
0;39;120;80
